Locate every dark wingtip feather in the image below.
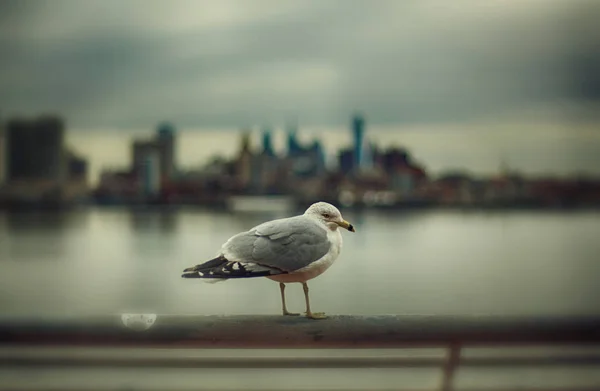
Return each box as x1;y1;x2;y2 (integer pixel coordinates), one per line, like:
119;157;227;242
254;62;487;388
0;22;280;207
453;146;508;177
181;254;285;280
182;255;228;275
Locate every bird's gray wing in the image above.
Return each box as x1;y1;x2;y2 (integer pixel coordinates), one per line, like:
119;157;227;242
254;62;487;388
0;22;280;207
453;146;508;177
221;215;331;272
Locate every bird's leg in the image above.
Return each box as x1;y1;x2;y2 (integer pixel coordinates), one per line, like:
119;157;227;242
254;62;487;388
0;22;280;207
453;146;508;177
279;283;299;316
302;282;327;320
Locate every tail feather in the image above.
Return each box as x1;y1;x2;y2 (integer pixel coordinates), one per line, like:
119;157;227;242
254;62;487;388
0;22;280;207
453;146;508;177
181;255;284;279
183;255;228;274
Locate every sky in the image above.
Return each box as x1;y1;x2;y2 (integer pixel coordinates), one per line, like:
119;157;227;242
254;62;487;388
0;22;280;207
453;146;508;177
1;0;599;127
1;0;600;180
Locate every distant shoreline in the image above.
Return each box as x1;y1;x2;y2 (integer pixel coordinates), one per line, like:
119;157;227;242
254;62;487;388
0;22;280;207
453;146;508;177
1;199;599;213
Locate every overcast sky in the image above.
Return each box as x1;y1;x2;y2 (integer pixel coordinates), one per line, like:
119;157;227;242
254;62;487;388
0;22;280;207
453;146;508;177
1;0;599;129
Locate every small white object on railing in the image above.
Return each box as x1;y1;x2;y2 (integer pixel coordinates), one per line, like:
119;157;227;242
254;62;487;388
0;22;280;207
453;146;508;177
120;314;157;331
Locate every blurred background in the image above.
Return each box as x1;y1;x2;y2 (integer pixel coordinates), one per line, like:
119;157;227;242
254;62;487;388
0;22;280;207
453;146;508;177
1;0;600;389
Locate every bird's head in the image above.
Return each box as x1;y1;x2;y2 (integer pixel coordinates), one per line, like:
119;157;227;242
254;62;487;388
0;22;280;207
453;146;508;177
305;202;355;232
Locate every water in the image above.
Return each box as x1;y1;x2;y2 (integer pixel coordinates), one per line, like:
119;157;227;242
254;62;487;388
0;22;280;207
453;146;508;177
1;208;599;320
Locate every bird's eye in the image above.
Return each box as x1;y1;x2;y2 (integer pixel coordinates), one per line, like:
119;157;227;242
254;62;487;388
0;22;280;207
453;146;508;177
322;213;330;218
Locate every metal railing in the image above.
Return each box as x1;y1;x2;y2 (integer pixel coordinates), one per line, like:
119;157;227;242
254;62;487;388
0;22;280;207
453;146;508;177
1;314;599;391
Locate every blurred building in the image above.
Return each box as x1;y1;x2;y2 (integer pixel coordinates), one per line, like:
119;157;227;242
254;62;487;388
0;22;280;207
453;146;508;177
132;141;161;198
94;169;139;204
6;116;65;182
234;131;254;191
132;141;155;173
338;148;354;175
237;129;287;195
352;114;365;171
142;149;161;196
66;151;88;182
131;123;177;197
339;114;376;176
229;126;327;196
262;127;276;158
286;126;302;157
156;122;175;180
0;123;5;185
286;130;326;179
381;148;409;171
0;115;89;207
381;147;427;195
257;129;283;194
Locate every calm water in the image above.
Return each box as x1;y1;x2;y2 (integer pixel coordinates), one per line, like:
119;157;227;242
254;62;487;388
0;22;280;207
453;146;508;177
1;208;599;320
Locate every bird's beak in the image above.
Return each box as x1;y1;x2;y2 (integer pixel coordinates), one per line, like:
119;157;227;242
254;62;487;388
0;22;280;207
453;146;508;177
337;220;355;232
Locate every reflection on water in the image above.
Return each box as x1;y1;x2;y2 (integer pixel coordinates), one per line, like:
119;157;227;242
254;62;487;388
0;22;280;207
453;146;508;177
1;208;600;320
128;209;179;234
1;212;77;263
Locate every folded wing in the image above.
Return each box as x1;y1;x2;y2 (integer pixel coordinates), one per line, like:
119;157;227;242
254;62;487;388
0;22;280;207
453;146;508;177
182;216;331;279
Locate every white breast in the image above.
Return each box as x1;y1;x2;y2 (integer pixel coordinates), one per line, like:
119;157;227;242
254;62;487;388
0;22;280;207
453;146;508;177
268;228;342;284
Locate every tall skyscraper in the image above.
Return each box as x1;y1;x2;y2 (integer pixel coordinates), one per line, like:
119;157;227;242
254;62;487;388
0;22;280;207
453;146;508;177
352;114;365;171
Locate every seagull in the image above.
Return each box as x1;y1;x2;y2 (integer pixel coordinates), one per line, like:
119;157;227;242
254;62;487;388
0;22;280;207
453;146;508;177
182;201;355;320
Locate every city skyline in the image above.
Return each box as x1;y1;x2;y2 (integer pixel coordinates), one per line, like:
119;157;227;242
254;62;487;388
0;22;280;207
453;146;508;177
64;120;600;186
3;112;600;189
2;112;600;210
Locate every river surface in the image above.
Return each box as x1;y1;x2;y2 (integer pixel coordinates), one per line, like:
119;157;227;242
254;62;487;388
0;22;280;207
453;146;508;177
1;207;598;320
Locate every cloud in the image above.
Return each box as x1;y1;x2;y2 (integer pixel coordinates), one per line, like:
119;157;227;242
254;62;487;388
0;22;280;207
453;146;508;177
0;0;598;127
